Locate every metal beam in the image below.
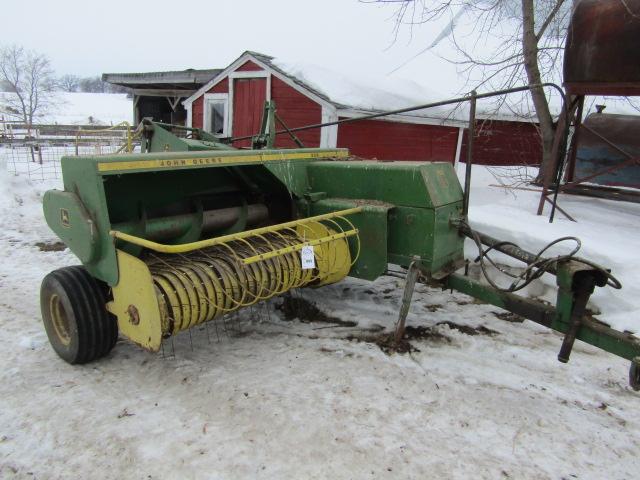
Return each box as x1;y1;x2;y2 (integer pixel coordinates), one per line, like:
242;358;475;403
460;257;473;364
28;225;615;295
447;272;640;361
129;89;196;97
166;97;182;112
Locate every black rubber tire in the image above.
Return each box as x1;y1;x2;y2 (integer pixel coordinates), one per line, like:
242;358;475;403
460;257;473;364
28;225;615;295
40;266;118;364
630;358;640;392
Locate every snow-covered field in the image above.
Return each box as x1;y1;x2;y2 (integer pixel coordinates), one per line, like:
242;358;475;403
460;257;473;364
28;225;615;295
0;162;639;479
1;92;132;126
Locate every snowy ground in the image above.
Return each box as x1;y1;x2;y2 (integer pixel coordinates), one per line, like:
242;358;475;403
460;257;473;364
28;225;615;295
463;166;640;334
0;163;639;479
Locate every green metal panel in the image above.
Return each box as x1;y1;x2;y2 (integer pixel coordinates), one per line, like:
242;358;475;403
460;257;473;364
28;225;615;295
181;139;230;151
42;190;99;264
383;204;464;275
305;160;465;278
57;155;117;284
307;161;462;208
387;206;434;267
432;203;465;275
142;122;230;153
307;198;392;281
266;162;312;198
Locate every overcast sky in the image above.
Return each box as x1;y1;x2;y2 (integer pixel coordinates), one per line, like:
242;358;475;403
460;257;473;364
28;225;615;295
3;0;464;95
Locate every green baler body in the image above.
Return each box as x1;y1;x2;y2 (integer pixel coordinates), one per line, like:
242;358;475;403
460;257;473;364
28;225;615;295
43;142;464;286
41;122;640;377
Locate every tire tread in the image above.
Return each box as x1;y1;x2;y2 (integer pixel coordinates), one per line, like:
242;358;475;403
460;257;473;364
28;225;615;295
41;266;117;364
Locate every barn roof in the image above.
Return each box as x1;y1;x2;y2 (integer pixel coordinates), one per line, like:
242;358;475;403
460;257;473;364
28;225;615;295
103;69;222;96
245;51;337;106
184;51;468;127
184;51;640;125
262;52;467;121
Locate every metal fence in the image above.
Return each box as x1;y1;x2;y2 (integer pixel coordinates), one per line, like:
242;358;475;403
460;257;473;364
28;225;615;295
0;121;138;181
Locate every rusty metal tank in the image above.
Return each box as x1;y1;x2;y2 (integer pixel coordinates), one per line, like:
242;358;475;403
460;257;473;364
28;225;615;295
564;0;640;95
572;112;640;189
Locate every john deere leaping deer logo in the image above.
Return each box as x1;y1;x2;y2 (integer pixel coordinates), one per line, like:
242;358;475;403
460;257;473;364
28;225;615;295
60;208;70;228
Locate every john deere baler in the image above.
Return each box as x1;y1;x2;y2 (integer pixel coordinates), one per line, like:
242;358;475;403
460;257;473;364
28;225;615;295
40;122;640;390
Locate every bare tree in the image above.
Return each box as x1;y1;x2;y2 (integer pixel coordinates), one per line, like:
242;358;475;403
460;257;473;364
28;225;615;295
57;74;80;92
0;45;56;126
363;0;573;180
79;75;108;93
78;75;130;94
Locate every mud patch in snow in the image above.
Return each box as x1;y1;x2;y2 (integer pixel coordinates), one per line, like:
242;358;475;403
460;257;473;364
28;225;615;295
277;295;358;328
493;311;526;323
346;320;499;354
35;241;67;252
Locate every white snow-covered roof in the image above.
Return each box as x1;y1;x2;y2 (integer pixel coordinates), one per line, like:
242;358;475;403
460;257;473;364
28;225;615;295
0;92;132;125
271;58;466;122
578;96;640;117
185;51;469;127
186;51;640;126
260;53;640;124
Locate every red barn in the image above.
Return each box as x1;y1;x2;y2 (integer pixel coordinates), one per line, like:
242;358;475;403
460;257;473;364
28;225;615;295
184;51;544;166
461;118;543;167
184;51;469;163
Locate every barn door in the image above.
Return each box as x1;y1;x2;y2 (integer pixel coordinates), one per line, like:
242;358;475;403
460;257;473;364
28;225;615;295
232;78;267;148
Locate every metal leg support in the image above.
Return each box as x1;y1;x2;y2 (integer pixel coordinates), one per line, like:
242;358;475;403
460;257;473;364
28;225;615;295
557;275;595;363
393;257;421;346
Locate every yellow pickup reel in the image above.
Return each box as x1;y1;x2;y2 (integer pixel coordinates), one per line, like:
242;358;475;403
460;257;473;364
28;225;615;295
106;208;361;351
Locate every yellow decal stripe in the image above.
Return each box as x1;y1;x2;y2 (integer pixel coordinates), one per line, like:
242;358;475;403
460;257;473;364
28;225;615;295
97;150;349;173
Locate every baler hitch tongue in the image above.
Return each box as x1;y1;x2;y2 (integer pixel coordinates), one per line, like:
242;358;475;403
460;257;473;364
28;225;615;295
449;219;640;390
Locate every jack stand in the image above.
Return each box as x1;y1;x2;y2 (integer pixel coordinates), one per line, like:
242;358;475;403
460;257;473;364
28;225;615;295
557;278;593;363
393;257;421;346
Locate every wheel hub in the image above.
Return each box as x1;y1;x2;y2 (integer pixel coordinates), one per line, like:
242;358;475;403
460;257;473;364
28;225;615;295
49;293;71;346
